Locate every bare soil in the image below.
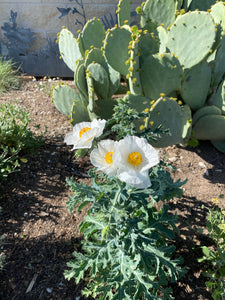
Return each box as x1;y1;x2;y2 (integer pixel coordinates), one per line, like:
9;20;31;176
0;78;225;300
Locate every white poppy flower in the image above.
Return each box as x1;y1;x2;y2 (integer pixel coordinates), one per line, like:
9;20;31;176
90;139;117;176
113;136;159;188
64;119;106;150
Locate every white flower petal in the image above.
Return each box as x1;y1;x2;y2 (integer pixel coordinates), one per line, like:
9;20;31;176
64;132;75;145
90;139;117;176
113;136;159;188
64;119;106;150
117;170;151;189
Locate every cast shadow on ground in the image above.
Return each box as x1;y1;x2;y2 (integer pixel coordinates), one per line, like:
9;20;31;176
169;195;215;300
0;235;91;300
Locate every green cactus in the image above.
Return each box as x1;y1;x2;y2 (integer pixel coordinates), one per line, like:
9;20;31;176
52;85;89;124
193;114;225;140
74;59;88;101
140;0;176;29
140;53;183;100
166;11;216;69
104;26;132;76
148;97;192;147
138;30;159;60
192;105;222;125
182;0;193;11
212;79;225;114
117;0;131;27
128;40;143;95
211;140;225;153
84;48;105;68
189;0;218;11
156;26;168;53
181;61;211;110
58;28;82;72
210;2;225;35
87;63;109;100
79;18;105;51
211;36;225;87
54;1;225;152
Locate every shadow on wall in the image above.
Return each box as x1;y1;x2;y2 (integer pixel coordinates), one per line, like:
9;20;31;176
1;10;73;77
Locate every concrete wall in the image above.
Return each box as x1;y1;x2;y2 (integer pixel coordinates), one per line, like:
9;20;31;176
0;0;140;76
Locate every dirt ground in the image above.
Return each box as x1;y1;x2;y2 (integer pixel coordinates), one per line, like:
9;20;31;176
0;78;224;300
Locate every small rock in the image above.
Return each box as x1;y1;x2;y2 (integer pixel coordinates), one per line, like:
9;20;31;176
51;152;56;156
205;169;210;176
199;162;206;168
168;157;176;162
46;288;52;293
24;212;28;217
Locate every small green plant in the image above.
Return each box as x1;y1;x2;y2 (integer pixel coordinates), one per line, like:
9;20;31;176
0;101;43;151
0;207;6;272
0;58;20;93
198;201;225;300
63;114;186;299
0;146;20;180
0;101;44;179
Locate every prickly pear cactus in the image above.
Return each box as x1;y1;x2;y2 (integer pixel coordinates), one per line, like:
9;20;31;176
53;0;225;153
58;28;82;72
181;62;211;110
52;85;89;125
117;0;131;27
140;0;176;29
166;11;216;69
140;53;183;100
148;97;192;148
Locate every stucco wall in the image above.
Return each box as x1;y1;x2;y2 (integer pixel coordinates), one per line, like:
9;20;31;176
0;0;140;76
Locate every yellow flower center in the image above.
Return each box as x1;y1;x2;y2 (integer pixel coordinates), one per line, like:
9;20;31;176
128;151;142;166
105;151;113;164
79;127;91;138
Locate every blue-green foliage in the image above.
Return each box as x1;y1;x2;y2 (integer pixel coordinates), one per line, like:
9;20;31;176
65;164;186;299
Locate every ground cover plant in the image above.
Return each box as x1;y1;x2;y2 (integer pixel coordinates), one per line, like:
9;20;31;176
0;101;44;180
63;111;186;298
198;198;225;300
0;58;20;94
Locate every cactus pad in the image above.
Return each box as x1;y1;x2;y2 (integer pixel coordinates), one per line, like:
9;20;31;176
212;79;225;115
87;63;109;100
212;36;225;87
189;0;218;11
181;62;211;110
117;0;131;27
58;29;82;72
192;105;222;125
80;18;105;51
149;97;191;147
84;48;105;69
166;11;216;69
75;60;88;101
104;26;132;76
53;85;79;116
140;53;183;99
211;140;225;153
193;114;225;140
141;0;176;29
